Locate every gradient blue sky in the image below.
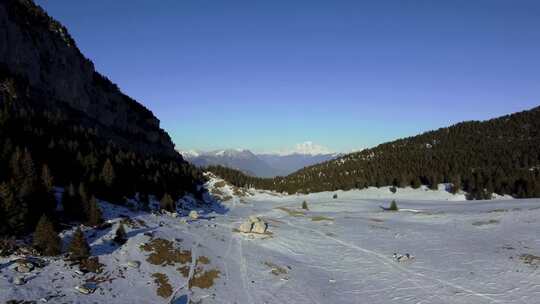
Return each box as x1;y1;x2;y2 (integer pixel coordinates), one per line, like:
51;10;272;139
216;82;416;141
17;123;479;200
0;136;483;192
35;0;540;153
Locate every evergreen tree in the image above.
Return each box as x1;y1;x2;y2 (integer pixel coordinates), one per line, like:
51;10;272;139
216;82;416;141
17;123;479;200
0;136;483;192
160;193;175;212
33;215;61;256
68;227;90;260
100;159;115;187
0;182;27;235
389;200;398;211
41;164;54;193
113;223;127;245
86;196;103;226
301;200;309;210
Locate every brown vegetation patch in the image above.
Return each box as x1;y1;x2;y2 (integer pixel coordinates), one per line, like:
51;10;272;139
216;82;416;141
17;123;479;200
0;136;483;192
152;273;173;298
140;238;192;266
120;217;147;229
311;216;334;222
197;256;210;265
520;254;540;267
264;261;288;276
275;207;305;217
214;181;226;188
189;269;220;289
80;257;104;274
472;219;499;226
233;187;249;197
178;265;190;277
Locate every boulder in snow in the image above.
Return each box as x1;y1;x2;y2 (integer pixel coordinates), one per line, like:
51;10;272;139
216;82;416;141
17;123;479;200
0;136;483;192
189;210;199;220
15;263;34;273
239;221;253;233
252;221;268;234
238;216;269;234
75;283;97;294
13;276;26;285
127;260;141;268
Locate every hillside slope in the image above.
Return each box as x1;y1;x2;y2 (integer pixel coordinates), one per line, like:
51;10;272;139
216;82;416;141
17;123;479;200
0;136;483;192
209;106;540;199
0;0;203;237
0;0;174;155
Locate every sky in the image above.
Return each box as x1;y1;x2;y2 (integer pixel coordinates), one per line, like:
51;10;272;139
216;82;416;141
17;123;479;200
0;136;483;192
35;0;540;154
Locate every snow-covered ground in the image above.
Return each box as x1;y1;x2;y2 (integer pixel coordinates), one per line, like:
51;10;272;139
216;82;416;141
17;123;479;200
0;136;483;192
1;175;540;303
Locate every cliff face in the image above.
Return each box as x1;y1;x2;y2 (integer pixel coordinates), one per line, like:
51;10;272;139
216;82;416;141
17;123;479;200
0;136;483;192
0;0;176;155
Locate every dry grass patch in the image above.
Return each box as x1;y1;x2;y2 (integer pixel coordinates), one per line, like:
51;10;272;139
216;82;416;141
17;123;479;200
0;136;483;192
140;238;192;266
233;186;250;197
197;256;210;265
472;219;499;226
276;207;305;217
311;216;334;222
152;273;173;298
120;217;147;229
177;265;190;278
264;261;288;276
214;181;226;188
520;254;540;268
189;268;220;289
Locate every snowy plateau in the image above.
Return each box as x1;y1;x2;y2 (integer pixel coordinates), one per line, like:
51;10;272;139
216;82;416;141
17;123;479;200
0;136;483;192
1;174;539;304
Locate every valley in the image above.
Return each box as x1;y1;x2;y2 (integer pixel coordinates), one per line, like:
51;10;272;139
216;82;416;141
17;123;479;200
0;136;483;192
2;176;539;303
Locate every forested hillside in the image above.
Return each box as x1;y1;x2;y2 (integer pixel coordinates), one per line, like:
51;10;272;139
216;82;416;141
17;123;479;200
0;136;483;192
209;106;540;199
0;0;203;237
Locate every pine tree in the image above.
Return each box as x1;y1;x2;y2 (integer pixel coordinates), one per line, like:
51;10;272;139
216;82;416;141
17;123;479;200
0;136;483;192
68;227;90;260
86;196;103;226
41;164;54;193
301;200;309;210
100;159;115;187
389;200;398;211
33;215;61;256
113;223;127;245
160;193;175;212
0;182;27;234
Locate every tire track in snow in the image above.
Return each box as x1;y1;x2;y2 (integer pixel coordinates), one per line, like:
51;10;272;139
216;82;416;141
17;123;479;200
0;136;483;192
284;219;503;304
238;238;255;304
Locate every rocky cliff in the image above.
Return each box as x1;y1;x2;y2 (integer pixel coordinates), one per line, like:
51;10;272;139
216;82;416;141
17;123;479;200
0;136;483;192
0;0;176;155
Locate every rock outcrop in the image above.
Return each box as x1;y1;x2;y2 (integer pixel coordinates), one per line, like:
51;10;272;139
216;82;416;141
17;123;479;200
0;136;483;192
0;0;176;155
238;216;268;234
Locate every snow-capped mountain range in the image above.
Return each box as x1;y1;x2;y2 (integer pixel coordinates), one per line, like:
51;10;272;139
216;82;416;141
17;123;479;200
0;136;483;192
178;148;341;177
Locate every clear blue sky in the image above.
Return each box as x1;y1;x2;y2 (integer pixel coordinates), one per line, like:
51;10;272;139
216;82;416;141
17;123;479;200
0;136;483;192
35;0;540;153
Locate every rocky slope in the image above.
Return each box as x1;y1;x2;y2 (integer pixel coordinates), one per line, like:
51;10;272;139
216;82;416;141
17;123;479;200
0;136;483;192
0;0;175;155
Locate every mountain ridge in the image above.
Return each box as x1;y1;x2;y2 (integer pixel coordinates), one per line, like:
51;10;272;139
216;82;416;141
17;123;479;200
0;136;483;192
179;148;339;177
208;105;540;199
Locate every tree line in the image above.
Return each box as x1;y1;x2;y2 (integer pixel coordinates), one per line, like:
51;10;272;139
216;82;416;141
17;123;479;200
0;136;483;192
0;68;205;238
208;106;540;199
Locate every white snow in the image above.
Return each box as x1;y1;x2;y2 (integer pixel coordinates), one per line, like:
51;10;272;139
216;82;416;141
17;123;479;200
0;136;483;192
1;176;539;303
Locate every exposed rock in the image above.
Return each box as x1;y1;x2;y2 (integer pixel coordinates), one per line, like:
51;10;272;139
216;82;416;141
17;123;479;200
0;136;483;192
238;222;253;233
13;276;26;285
15;263;34;273
238;216;268;234
252;221;268;234
0;0;177;156
189;210;199;220
127;260;141;268
75;283;97;295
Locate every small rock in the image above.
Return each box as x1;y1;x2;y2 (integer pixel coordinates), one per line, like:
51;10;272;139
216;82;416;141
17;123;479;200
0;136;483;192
13;276;26;285
75;283;97;294
189;210;199;220
252;221;268;234
127;260;141;268
239;221;253;233
15;263;34;273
